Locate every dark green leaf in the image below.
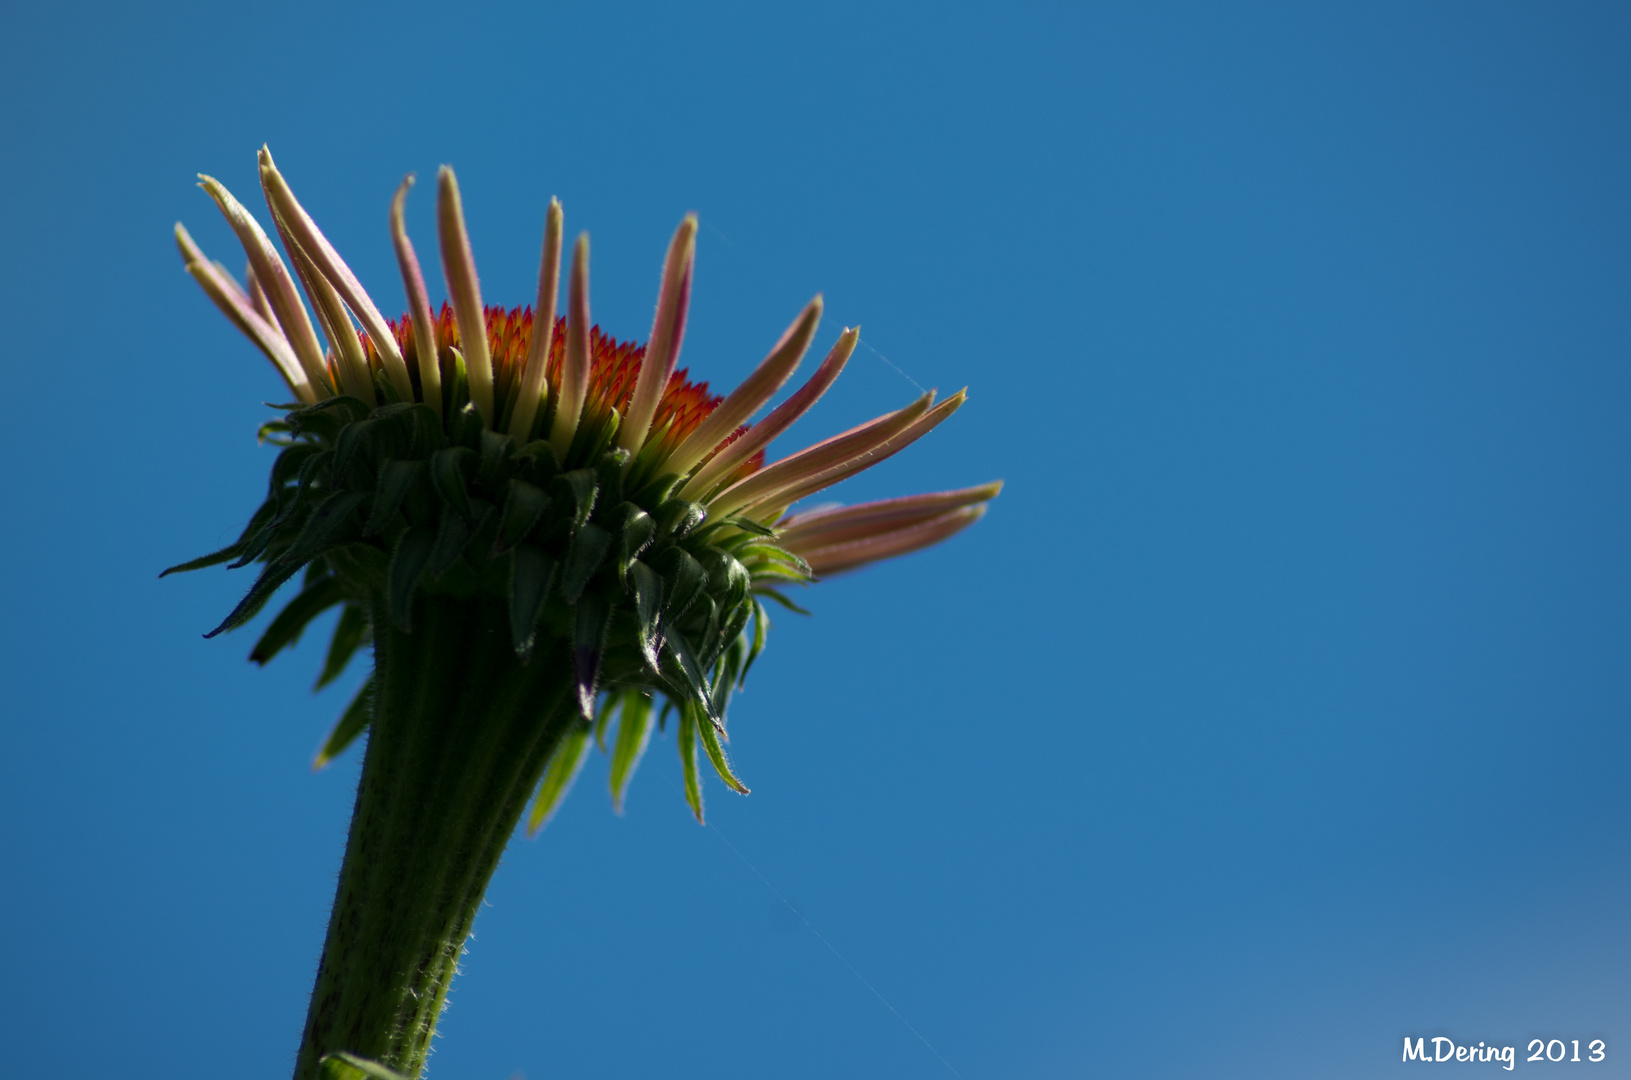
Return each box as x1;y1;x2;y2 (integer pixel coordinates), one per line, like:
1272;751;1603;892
595;447;631;505
331;418;378;487
430;446;476;523
478;428;514;491
496;479;550;552
160;540;246;578
508;544;557;658
365;460;420;536
514;439;560;484
315;603;370;689
287;395;370;439
269;442;323;497
696;548;750;607
629;560;663;671
572;592;611;719
388;528;435;631
663;624;718;728
655;498;707;540
628;471;682;511
205;491;368;638
248;576;345;665
312;675;374;770
614;503;655;583
427;508;472;579
653;548;708;621
560;523;610;604
553;468;598;530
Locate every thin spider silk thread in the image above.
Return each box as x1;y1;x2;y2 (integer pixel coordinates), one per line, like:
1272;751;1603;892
701;222;932;396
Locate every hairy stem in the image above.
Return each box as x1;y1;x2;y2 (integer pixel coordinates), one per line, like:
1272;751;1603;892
293;595;576;1080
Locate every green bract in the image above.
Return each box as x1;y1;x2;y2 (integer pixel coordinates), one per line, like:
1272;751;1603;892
168;377;801;822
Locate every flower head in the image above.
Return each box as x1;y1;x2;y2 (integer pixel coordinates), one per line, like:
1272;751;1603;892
172;146;999;823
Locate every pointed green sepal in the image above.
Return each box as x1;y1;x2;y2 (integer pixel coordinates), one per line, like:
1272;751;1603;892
430;445;476;523
427;508;472;579
205;491;368;638
319;1051;408;1080
388;528;435;631
608;690;655;812
755;585;812;616
628;560;663;671
743;598;770;683
721;514;777;537
653;547;707;622
496;479;550;552
160;540;247;578
330;418;379;488
553;468;599;530
312;675;374;770
655;497;707;540
508;544;557;658
614;503;655;583
527;720;592;835
315;602;370;689
248;575;345;665
366;459;422;536
560;523;611;604
572;592;611;719
628;471;682;512
696;548;750;608
697;704;750;794
593;693;616;751
678;703;704;823
663;624;719;729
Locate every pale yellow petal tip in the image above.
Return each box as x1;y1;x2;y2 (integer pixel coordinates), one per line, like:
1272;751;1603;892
174;221;198;261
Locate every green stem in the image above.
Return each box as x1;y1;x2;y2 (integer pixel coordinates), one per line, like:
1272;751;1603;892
293;595;577;1080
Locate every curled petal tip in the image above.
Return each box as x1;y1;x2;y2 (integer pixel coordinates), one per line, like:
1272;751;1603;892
391;171;442;417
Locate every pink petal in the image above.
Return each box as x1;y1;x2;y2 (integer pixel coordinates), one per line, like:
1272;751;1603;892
510;198;564;440
677;327;858;502
390;175;442;416
437;166;495;423
663;296;823;480
619;215;697;456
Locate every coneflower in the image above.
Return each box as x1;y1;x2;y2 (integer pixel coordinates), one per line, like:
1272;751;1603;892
170;146;999;1080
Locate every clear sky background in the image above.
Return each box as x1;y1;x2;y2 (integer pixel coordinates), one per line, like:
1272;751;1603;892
2;2;1629;1078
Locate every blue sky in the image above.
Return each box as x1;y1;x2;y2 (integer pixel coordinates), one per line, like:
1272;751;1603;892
2;2;1629;1078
